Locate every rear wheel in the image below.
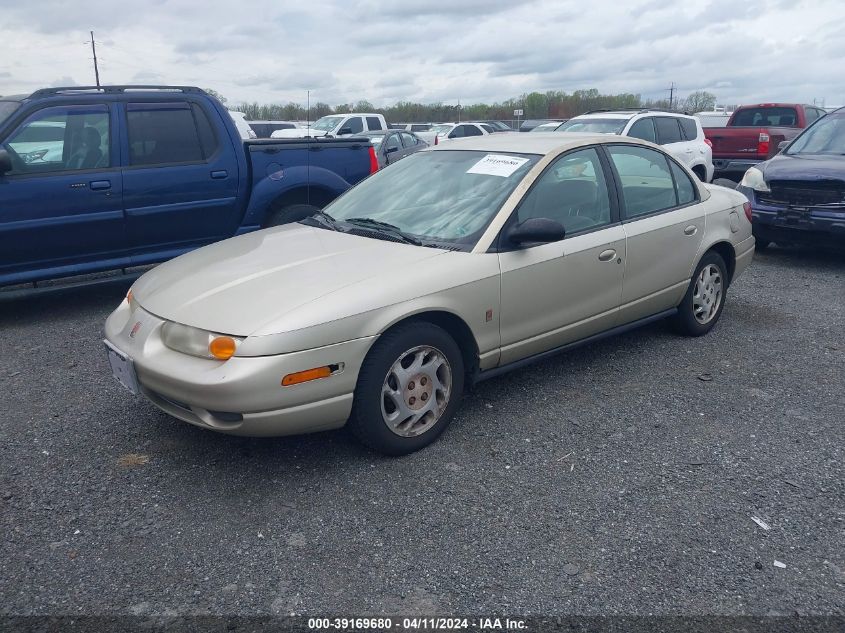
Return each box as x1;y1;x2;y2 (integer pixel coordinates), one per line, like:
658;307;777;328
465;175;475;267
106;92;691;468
672;251;728;336
348;322;465;455
264;203;319;227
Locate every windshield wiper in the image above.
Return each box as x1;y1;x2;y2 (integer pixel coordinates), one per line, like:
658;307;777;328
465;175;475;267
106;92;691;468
343;217;422;245
300;210;339;231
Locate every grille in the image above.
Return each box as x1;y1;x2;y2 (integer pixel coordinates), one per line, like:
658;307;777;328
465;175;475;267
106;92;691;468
759;180;845;209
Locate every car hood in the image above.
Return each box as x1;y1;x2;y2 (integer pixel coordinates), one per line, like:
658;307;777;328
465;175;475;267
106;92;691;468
132;225;445;336
762;153;845;181
271;128;327;138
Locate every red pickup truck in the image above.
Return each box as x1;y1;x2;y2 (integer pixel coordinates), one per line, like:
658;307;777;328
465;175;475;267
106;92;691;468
704;103;828;180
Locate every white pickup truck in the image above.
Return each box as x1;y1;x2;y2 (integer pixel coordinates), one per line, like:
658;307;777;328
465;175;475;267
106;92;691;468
272;113;388;138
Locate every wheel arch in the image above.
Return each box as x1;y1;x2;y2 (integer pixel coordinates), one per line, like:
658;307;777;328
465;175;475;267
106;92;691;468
702;240;736;286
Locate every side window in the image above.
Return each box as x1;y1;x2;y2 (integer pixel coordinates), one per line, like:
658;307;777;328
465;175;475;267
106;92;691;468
384;133;401;151
400;132;417;147
191;104;218;158
3;104;110;175
679;117;699;141
344;117;364;134
608;145;678;218
127;102;205;166
449;126;464;138
516;147;612;235
366;116;383;131
464;125;484;137
628;117;656;143
669;160;697;205
654;117;682;144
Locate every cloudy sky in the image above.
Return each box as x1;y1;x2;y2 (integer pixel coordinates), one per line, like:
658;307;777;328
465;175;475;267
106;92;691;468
2;0;843;108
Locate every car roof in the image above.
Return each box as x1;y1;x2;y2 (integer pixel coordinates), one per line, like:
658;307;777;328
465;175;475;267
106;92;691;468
428;132;650;155
571;110;693;120
359;130;393;136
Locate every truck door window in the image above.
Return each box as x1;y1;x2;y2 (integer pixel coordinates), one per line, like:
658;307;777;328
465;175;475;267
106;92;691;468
2;105;110;175
126;102;205;166
366;116;383;131
344;117;364;134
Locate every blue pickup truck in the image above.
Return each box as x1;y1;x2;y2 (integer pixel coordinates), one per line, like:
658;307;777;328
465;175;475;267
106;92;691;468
0;85;378;287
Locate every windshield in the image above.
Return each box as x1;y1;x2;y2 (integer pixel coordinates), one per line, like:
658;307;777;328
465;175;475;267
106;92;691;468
530;123;561;132
558;118;627;134
323;150;539;247
430;124;452;135
0;101;20;126
311;115;344;131
786;112;845;155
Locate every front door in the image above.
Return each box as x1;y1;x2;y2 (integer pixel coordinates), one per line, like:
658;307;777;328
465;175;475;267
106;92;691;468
497;147;625;366
120;101;239;261
0;103;125;283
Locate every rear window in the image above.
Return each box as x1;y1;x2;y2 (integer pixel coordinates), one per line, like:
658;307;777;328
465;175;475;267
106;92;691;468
732;107;799;127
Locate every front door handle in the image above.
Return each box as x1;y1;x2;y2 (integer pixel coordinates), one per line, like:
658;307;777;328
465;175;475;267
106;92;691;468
598;249;616;262
89;180;111;191
210;170;228;179
684;225;698;236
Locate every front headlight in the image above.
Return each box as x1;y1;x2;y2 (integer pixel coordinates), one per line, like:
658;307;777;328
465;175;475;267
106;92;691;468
161;322;244;360
739;167;770;192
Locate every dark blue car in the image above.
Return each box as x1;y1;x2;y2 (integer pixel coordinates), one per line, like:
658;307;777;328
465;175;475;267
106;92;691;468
0;86;377;287
737;107;845;249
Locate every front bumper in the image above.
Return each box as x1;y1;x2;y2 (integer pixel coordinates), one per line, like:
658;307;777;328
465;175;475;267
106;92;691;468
740;186;845;246
104;300;376;437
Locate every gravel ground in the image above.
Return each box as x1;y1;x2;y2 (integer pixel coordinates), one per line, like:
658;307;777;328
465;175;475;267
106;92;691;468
1;246;843;617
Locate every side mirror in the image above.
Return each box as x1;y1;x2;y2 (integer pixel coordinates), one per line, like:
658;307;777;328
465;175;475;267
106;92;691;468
0;149;12;175
777;140;790;152
507;217;566;245
338;127;352;135
386;146;399;154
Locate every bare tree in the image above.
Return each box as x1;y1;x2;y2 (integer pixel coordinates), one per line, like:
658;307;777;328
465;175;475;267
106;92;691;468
682;91;716;112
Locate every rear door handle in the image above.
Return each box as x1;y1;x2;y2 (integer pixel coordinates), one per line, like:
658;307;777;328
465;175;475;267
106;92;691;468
598;249;616;262
89;180;111;191
684;225;698;236
210;170;228;179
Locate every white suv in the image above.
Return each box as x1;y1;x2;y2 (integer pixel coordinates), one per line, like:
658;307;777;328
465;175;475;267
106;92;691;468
557;110;714;182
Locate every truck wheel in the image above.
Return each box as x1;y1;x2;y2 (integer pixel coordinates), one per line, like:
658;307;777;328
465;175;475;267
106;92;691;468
264;203;319;227
348;322;465;456
671;251;728;337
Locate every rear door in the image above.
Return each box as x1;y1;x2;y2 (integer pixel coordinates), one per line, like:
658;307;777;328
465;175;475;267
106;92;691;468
606;144;704;323
120;100;239;260
654;116;690;166
0;102;126;282
365;116;384;132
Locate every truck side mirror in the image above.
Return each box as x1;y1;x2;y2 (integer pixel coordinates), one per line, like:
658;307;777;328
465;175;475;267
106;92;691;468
0;149;12;175
338;127;352;135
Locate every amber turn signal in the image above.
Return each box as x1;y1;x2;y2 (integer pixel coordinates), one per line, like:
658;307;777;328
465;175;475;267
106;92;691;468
208;336;237;360
282;366;332;386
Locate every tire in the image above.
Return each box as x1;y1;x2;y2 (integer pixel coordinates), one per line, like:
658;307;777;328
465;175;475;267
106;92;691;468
348;322;465;456
264;203;319;227
672;251;729;337
755;240;771;251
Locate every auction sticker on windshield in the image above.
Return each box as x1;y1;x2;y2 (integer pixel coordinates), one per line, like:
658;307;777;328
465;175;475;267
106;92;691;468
466;154;530;177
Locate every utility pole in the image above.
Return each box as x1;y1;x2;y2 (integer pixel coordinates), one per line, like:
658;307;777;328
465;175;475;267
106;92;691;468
90;31;100;87
667;81;675;110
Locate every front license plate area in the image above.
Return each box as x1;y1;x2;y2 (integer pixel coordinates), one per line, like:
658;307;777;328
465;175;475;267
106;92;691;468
104;340;140;395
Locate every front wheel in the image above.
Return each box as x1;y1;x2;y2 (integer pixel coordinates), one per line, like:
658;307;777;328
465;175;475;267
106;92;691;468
264;203;319;227
348;322;465;455
672;251;728;336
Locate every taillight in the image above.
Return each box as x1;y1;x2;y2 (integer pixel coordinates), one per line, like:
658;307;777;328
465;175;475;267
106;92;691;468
743;201;753;223
368;145;379;173
704;138;713;149
757;132;770;157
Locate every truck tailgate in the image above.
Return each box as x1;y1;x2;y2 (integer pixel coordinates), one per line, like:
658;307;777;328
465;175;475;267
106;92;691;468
705;128;764;158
